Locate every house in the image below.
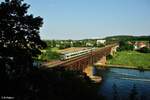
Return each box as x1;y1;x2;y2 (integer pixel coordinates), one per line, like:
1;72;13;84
86;42;93;47
96;40;106;44
134;41;146;50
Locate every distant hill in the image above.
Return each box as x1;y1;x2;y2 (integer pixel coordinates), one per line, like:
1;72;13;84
104;35;150;41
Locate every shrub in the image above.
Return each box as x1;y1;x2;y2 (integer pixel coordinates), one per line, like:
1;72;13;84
107;54;113;60
136;47;150;53
117;41;134;51
137;66;144;72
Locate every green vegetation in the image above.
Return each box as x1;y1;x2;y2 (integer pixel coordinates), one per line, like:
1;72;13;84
44;39;105;49
43;35;150;48
39;47;60;61
0;0;46;78
105;35;150;45
108;51;150;69
136;47;150;53
105;35;150;41
117;41;134;51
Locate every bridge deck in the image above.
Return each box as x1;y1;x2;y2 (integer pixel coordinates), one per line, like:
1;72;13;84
42;44;117;68
42;52;91;68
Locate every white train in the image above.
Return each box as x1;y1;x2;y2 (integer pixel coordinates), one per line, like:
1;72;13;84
60;48;96;60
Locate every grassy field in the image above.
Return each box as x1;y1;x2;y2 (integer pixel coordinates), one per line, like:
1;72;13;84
107;51;150;69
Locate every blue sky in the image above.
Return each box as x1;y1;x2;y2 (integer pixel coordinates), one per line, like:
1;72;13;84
1;0;150;40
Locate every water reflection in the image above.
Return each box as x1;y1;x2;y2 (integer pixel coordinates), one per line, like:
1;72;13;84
129;84;139;100
112;83;119;100
96;68;150;100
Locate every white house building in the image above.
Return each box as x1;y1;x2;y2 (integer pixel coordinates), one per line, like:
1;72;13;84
96;40;106;44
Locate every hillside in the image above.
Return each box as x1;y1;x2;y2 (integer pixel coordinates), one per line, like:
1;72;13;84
104;35;150;41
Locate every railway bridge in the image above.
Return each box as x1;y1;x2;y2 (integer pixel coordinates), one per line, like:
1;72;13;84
42;44;119;74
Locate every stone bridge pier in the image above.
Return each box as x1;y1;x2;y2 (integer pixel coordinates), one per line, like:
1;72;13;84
83;66;102;82
110;45;119;56
94;56;107;66
83;66;94;77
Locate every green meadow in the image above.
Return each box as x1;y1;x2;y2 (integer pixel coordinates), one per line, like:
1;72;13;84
108;51;150;69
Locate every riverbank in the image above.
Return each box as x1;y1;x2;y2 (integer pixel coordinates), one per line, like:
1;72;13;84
94;63;150;71
107;51;150;69
106;64;150;71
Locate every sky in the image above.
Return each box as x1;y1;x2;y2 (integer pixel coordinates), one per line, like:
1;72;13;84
1;0;150;40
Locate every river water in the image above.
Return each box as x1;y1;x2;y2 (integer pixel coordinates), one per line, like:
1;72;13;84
95;68;150;100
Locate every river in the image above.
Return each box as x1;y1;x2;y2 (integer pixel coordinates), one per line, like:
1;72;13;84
95;67;150;100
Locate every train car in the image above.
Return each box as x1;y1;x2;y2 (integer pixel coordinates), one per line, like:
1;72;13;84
60;48;95;60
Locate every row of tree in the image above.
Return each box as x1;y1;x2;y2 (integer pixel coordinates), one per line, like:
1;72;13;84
105;35;150;42
45;39;105;49
117;41;134;51
117;40;150;53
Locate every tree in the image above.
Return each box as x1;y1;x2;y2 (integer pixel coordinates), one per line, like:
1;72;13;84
0;0;46;79
117;41;134;51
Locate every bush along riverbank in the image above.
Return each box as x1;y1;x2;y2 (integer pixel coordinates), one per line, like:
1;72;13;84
107;51;150;71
